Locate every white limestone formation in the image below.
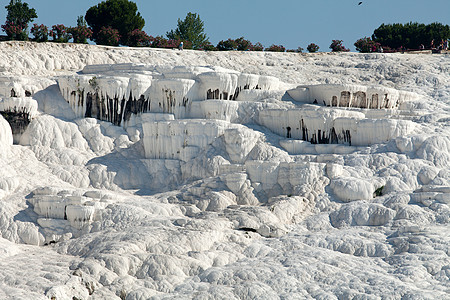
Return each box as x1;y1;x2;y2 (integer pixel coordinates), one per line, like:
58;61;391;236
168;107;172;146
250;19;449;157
0;97;38;118
197;71;280;101
259;105;415;146
29;189;106;236
0;97;38;143
287;84;418;109
145;78;196;118
57;65;282;126
1;42;449;300
0;114;13;148
0;76;54;98
142;118;229;161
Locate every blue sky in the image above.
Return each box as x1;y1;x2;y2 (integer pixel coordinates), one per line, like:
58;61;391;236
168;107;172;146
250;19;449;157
1;0;449;51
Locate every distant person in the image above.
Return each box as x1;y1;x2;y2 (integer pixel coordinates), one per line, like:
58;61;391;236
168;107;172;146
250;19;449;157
419;44;425;50
178;42;183;50
444;40;448;50
378;46;383;53
431;39;435;49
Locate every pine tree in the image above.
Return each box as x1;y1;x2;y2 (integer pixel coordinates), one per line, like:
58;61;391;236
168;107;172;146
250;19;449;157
166;12;209;49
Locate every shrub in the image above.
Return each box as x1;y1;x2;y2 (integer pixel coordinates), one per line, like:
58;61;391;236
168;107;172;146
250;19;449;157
265;44;286;52
149;35;167;48
70;26;93;44
235;37;252;51
198;41;217;51
354;37;381;53
96;26;120;46
150;36;192;49
2;0;37;41
50;24;71;43
1;21;27;40
30;23;48;42
173;39;192;49
307;43;319;53
85;0;145;45
249;42;264;51
330;40;350;52
70;16;92;44
217;38;238;51
287;46;304;53
216;37;265;51
127;29;152;47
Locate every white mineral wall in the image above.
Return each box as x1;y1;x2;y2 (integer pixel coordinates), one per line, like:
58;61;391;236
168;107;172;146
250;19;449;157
197;72;239;100
0;76;54;98
81;63;159;76
190;100;240;122
191;100;284;124
197;72;280;101
142;118;230;161
65;205;96;230
0;114;13;147
0;97;38;118
144;78;196;118
259;106;415;146
245;160;328;199
0;97;38;143
223;127;263;163
350;118;416;146
58;74;153;125
1;43;450;300
287;84;417;109
258;106;364;144
279;140;361;155
58;65;282;126
159;65;220;80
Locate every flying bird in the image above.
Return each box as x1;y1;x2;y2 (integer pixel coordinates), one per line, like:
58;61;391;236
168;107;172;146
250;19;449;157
358;2;363;5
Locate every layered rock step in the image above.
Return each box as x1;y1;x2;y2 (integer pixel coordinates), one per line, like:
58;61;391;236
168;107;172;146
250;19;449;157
55;64;420;155
57;64;282;126
287;83;417;109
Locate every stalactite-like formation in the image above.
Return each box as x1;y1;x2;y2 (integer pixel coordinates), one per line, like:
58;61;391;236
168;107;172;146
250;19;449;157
288;84;416;110
0;97;38;143
57;66;280;126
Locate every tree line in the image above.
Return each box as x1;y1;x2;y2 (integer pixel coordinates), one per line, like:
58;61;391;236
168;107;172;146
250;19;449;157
1;0;449;53
372;22;450;51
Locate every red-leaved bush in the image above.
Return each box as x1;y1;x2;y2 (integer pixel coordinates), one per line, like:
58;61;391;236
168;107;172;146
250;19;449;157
96;26;120;46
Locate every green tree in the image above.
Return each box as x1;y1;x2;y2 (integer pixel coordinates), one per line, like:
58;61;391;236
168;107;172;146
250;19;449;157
85;0;145;46
166;12;209;49
372;22;450;50
216;38;238;51
77;15;87;28
2;0;37;40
